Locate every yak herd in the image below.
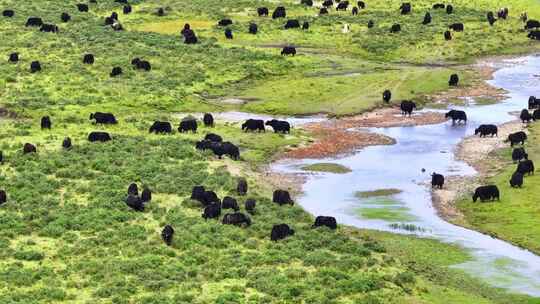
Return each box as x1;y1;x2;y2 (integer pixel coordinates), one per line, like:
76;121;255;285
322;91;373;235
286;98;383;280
0;110;335;246
2;0;536;67
428;96;538;203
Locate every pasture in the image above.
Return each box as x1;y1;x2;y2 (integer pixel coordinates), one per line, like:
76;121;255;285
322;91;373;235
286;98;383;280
1;0;540;302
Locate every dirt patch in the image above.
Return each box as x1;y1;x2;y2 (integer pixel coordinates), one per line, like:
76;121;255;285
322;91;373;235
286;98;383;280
283;107;446;159
432;120;526;223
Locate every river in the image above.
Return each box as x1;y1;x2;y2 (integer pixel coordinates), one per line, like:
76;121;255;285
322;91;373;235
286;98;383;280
272;55;540;296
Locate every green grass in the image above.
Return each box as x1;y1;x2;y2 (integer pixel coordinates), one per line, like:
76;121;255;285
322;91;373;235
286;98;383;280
1;0;540;302
351;230;540;304
356;189;403;198
300;163;352;174
456;123;540;255
354;195;416;222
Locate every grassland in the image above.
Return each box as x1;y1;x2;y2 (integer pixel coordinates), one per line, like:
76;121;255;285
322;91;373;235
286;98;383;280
456;123;540;255
1;0;540;302
301;162;352;173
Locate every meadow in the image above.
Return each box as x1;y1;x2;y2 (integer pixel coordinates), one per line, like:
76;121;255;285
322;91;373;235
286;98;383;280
1;0;540;302
457;123;540;255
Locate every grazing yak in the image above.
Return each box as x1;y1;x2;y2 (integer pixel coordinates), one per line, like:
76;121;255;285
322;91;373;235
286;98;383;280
431;173;444;189
433;3;445;9
337;1;349;11
9;53;19;63
390;24;401;33
498;8;509;19
319;7;329;15
23;143;37;154
30;61;41;73
449;74;459;86
528;96;539;109
257;7;269;16
383;90;392;103
444;30;452;41
41;116;51;130
271;224;295;241
149;121;172;134
313;216;337;229
204;133;222;143
182;27;198;44
400;3;411;15
62;137;72;150
218;19;233;26
533;109;540;120
422;12;432;25
301;0;313;6
195;140;240;160
178;117;198;133
161;225;174;246
400;100;416;116
40;24;59;33
203;113;214;127
125;194;144;211
446;4;453;14
525;19;540;29
26;17;43;27
77;3;89;12
323;0;333;7
88;131;112;142
358;1;366;9
132;58;151;71
445;110;467;124
272;6;286;19
266;120;291;133
487;12;496;26
281;46;296;56
141;187;152;203
516;160;535;175
245;198;256;214
520;109;533;123
157;8;165;16
61;12;71;22
249;23;258;34
191;186;206;202
510;172;524;188
225;28;233;39
352;7;359;15
202;203;221;219
123;5;132;14
83;53;94;64
368;20;374;28
512;147;528;162
473;185;500;202
90;112;117;124
475;124;498;137
222;196;240;211
285;19;300;29
222;212;251;227
449;23;464;32
2;10;14;17
0;190;6;205
237;178;248;195
507;131;527;146
273;190;294;205
302;21;310;30
128;183;138;196
110;67;122;77
242;119;265;132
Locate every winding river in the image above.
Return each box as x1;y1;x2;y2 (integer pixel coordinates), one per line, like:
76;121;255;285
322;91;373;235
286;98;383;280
271;55;540;296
